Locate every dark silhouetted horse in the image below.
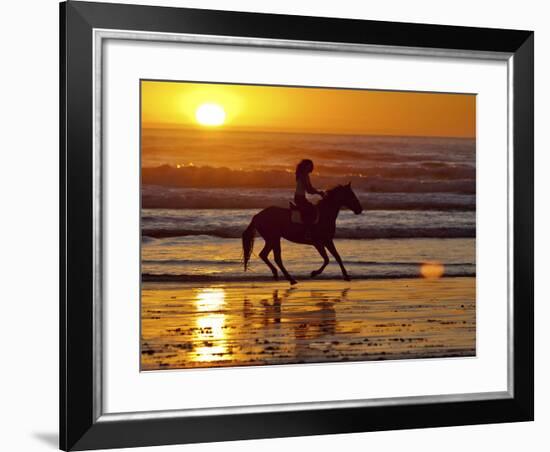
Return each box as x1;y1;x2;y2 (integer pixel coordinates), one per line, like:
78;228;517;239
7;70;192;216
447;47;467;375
242;183;363;285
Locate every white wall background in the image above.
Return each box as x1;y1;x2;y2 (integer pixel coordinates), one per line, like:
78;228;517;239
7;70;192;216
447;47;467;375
0;0;546;451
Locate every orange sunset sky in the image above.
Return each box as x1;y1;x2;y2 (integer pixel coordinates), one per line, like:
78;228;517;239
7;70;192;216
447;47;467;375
141;80;475;138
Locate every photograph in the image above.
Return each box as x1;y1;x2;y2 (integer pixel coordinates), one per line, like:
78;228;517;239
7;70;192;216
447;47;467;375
56;2;535;449
140;80;476;370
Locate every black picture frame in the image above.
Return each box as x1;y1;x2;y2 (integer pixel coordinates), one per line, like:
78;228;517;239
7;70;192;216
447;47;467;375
60;1;534;450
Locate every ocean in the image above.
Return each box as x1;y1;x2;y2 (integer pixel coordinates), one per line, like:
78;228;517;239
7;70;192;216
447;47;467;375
141;129;475;283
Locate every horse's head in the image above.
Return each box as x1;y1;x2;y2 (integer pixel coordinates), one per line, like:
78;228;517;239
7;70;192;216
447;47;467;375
326;183;363;214
343;182;363;214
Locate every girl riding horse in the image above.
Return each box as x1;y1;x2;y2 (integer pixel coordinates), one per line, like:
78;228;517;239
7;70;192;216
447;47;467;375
294;159;325;229
242;163;363;284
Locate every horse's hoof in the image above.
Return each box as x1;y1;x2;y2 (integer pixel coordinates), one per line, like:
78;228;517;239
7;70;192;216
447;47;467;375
343;275;351;282
290;279;298;285
310;271;318;278
273;273;279;281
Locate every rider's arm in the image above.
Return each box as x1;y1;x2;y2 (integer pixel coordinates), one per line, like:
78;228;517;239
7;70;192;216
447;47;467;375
305;174;323;196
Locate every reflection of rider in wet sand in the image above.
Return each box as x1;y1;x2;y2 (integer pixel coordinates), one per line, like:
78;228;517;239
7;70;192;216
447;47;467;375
294;160;325;233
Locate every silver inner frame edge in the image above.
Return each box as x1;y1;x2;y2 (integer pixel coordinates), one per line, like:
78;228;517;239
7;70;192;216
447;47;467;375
92;29;514;423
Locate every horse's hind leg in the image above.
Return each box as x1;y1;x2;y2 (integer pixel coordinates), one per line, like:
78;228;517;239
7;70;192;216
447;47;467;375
311;243;329;278
272;240;297;285
259;242;278;280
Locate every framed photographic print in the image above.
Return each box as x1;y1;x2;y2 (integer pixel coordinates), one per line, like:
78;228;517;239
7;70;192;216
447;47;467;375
60;1;534;450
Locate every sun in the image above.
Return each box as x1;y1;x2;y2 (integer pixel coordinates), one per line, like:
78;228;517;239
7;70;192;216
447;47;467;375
195;103;226;126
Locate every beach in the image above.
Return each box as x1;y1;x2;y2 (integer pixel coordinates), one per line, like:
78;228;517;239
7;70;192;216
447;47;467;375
141;277;475;370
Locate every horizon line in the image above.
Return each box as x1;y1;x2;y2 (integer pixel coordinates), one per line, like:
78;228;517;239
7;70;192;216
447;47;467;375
141;123;476;140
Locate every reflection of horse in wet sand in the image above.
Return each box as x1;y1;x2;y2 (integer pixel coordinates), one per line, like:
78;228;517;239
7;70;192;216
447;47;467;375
242;184;363;285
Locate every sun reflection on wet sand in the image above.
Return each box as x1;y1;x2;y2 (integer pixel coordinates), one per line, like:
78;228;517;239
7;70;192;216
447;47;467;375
193;314;228;362
192;288;228;362
195;287;225;311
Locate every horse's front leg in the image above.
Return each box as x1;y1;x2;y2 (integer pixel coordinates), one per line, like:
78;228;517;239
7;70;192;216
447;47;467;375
325;240;350;281
311;243;329;278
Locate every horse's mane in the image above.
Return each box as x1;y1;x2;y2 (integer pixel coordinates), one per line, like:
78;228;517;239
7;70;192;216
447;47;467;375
326;185;345;195
318;185;346;206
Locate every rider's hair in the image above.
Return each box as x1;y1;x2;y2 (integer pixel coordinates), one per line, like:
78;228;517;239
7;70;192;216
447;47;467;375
295;159;314;180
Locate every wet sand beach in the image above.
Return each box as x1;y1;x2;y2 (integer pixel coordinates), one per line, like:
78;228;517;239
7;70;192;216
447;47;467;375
141;277;475;370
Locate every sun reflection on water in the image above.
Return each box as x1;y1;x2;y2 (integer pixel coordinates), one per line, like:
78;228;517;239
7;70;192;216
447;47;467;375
193;288;228;362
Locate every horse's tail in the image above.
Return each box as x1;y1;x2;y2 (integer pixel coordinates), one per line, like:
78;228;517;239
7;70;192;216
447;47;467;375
242;217;256;271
